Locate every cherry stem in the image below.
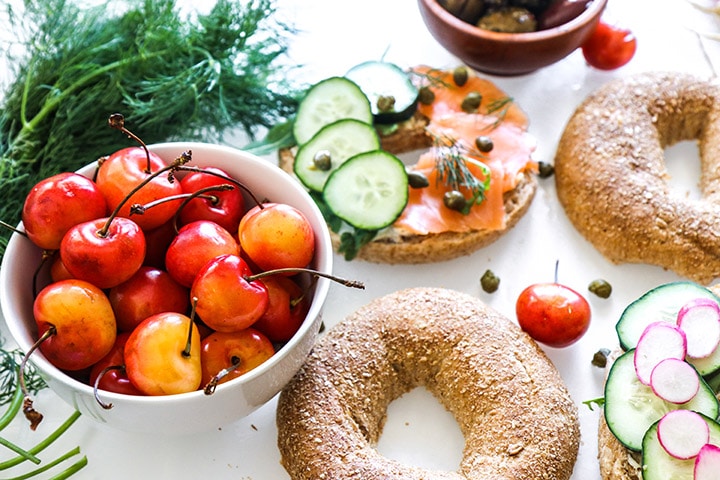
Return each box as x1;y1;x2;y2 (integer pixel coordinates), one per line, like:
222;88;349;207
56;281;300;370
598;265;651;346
108;113;152;173
32;251;54;299
129;185;231;221
203;356;242;395
246;268;365;290
183;298;199;359
19;326;56;430
553;259;560;283
176;165;266;209
93;365;125;410
0;219;28;237
98;151;193;237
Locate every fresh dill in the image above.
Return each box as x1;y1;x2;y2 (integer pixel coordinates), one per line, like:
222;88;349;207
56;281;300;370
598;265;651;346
0;0;301;259
0;347;45;407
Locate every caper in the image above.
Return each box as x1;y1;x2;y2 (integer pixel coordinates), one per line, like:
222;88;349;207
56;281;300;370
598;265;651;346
588;279;612;299
475;135;494;153
591;348;611;368
537;161;554;178
453;66;469;86
443;190;467;212
461;91;482;113
480;269;500;293
377;95;396;112
312;150;332;171
407;171;429;189
418;86;435;105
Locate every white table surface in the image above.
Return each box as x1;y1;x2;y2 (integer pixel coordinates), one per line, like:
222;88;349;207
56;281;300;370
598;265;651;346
2;0;720;478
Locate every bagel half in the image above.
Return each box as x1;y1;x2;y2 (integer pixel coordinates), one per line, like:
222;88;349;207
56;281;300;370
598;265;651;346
276;287;580;480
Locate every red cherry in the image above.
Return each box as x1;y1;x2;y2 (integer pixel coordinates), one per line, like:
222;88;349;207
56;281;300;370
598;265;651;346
89;332;144;396
60;217;146;289
95;147;183;231
516;283;591;348
253;276;309;342
581;20;637;70
191;254;269;332
22;172;107;250
179;167;245;234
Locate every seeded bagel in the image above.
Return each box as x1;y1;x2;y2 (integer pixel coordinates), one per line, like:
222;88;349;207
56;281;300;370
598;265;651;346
276;287;580;480
554;71;720;284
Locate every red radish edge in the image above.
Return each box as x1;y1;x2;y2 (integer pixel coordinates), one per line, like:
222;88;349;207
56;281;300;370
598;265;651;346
634;321;687;386
657;410;710;460
677;298;720;359
694;443;720;480
650;358;700;404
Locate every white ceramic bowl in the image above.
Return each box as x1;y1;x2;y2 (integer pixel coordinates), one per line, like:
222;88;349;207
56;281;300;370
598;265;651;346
0;142;332;434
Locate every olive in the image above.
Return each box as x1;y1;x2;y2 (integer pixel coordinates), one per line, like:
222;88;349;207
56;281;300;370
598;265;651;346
443;190;467;212
461;92;482;113
418;86;435;105
537;0;590;30
588;279;612;299
475;135;494;153
312;150;332;171
439;0;486;24
477;7;537;33
407;171;430;189
480;269;500;293
453;66;469;86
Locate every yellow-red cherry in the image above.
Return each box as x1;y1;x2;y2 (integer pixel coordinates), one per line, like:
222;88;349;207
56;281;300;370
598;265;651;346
33;279;117;371
200;329;275;387
238;203;315;272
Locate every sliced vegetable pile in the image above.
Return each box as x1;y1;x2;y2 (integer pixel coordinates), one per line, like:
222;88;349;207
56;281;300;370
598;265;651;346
603;281;720;479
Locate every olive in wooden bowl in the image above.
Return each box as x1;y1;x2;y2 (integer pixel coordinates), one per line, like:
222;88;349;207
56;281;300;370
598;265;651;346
418;0;608;76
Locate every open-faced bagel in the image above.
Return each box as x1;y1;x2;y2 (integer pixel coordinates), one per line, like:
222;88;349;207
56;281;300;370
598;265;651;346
555;72;720;284
279;66;538;264
276;287;580;479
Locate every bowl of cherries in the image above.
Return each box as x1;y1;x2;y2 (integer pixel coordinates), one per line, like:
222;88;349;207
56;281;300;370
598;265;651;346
0;133;337;434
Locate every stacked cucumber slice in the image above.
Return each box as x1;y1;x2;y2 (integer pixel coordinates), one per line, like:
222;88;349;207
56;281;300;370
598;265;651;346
292;62;418;231
604;281;720;479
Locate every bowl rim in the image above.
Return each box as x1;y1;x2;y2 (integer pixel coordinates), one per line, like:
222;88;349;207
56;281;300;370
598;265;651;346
0;141;333;406
419;0;608;42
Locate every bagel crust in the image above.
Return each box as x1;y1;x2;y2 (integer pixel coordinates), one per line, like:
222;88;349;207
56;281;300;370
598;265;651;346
276;287;580;479
555;72;720;284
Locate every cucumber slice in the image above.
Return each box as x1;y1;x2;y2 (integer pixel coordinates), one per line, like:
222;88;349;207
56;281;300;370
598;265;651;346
323;150;408;230
293;119;380;192
345;61;419;125
293;76;373;146
617;281;719;350
604;350;719;451
642;413;720;480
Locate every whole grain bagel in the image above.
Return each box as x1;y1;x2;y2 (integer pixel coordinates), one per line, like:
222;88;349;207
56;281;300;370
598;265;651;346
554;72;720;285
276;287;580;479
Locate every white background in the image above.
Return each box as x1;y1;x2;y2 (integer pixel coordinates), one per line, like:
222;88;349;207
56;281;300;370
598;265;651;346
2;0;720;478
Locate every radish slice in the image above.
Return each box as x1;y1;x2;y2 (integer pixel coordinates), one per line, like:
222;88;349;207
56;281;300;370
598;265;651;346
650;357;700;404
657;410;710;460
677;298;720;359
695;443;720;479
634;321;687;385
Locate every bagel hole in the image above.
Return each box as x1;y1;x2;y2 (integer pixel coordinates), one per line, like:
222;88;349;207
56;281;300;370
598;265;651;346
375;387;464;471
665;141;702;201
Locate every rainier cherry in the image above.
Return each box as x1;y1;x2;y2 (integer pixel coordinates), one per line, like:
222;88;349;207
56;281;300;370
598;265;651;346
238;203;315;271
21;172;108;251
179;167;245;233
200;329;275;390
33;279;117;371
191;254;269;332
124;312;202;396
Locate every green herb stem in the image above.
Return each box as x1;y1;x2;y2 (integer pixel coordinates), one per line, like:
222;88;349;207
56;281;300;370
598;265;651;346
4;447;85;480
